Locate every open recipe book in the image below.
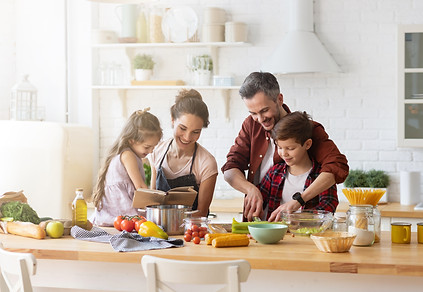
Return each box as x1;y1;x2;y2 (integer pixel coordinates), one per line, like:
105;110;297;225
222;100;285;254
132;186;197;209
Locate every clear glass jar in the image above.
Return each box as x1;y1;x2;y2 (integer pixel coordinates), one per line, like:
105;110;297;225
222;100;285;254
332;212;347;232
346;205;375;246
183;217;210;239
373;206;381;243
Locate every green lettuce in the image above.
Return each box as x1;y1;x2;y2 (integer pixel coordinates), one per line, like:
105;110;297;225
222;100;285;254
0;201;40;224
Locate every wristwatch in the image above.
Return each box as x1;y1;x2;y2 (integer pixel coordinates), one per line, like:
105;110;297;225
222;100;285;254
292;192;306;206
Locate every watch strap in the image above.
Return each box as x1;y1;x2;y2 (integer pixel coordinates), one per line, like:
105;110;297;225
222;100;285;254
292;192;306;206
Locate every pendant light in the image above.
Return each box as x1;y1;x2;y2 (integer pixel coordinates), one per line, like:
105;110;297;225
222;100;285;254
261;0;341;74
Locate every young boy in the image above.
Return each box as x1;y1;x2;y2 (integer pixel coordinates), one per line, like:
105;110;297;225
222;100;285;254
258;111;339;222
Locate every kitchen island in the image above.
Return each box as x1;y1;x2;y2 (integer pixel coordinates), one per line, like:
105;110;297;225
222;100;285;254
1;229;423;291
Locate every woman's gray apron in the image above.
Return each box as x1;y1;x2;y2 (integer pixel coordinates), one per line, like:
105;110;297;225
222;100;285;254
156;139;200;210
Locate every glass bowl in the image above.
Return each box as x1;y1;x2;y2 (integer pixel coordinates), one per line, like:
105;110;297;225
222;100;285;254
281;210;333;236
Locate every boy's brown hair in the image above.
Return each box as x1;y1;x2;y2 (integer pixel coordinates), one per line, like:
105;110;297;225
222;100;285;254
272;111;313;145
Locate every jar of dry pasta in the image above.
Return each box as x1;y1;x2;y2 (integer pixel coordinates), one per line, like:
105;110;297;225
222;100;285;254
346;205;375;246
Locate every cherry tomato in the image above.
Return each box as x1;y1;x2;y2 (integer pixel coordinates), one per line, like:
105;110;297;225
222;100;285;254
185;229;192;235
199;230;206;238
121;219;135;232
199;226;208;232
114;215;124;231
193;236;201;244
192;231;199;238
184;233;192;242
191;224;200;232
131;216;140;223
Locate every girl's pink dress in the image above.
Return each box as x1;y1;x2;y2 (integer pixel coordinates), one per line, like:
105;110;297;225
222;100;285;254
91;149;145;226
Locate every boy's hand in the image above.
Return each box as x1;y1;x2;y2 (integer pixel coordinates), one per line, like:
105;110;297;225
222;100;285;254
268;200;301;222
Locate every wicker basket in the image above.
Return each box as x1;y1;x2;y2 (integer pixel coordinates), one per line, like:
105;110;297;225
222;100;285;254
310;231;356;253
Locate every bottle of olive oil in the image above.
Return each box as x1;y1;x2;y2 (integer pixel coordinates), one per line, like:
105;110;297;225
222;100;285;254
72;188;87;229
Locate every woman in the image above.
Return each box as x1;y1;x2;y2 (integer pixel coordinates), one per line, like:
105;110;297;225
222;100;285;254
149;89;218;217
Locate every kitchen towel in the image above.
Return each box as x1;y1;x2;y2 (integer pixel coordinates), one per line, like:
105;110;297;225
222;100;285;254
400;171;421;205
71;226;184;252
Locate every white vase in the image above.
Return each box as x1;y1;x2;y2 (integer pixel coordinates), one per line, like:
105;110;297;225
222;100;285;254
135;69;152;81
194;70;211;86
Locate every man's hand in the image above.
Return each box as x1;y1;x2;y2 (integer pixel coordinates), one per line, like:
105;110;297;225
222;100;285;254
243;187;263;221
268;200;301;222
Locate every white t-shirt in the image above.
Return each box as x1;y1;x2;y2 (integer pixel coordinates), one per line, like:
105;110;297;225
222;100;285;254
282;168;312;203
149;138;218;186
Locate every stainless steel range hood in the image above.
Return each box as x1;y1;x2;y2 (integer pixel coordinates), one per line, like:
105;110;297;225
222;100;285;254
262;0;341;74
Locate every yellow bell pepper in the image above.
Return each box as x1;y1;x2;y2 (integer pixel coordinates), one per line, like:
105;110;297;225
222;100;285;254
138;221;168;240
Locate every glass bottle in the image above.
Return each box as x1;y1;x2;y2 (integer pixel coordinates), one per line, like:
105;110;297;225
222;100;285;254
72;188;87;229
149;6;164;43
136;5;148;43
346;204;375;246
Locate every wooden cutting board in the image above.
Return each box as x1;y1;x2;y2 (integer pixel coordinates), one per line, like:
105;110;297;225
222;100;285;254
131;80;185;86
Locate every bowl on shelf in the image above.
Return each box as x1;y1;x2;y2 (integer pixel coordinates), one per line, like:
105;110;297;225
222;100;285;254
248;223;288;244
310;231;357;253
280;210;333;236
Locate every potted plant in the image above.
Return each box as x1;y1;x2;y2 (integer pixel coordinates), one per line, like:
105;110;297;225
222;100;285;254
133;54;155;81
192;54;213;86
343;169;390;203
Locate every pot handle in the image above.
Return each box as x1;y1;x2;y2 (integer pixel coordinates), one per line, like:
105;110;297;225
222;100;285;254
137;208;146;215
184;210;200;215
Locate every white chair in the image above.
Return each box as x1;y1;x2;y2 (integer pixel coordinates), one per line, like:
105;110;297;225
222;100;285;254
141;255;250;292
0;242;37;292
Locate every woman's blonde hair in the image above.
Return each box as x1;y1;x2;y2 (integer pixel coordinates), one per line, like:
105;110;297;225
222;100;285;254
170;89;210;128
92;108;162;209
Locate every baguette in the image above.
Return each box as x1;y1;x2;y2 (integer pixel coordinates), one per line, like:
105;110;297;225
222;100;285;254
6;221;46;239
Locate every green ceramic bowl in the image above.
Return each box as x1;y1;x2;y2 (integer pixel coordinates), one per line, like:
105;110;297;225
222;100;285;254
248;224;288;244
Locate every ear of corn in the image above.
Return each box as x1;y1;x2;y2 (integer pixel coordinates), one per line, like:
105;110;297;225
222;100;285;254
205;233;246;245
205;233;229;245
211;234;250;248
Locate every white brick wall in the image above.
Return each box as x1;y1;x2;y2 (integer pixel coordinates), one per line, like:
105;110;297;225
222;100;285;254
2;0;423;202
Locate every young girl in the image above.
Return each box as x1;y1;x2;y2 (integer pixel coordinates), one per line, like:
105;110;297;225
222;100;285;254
149;89;218;217
91;108;162;226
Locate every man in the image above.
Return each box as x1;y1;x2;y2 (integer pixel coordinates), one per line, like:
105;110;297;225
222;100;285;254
221;72;349;221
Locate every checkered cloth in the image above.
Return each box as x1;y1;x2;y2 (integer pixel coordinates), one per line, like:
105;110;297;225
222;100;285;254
71;226;184;252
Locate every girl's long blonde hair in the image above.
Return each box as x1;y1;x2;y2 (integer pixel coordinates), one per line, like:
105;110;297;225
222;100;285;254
92;109;162;210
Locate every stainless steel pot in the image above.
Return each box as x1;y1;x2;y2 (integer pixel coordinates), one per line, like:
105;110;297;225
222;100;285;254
140;205;198;235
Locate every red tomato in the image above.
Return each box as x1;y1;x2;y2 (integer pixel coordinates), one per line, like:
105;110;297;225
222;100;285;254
131;216;140;223
193;236;201;244
185;229;192;235
135;220;144;232
114;216;124;231
199;226;208;232
199;230;206;238
184;233;192;242
121;219;135;232
191;224;200;232
192;231;199;238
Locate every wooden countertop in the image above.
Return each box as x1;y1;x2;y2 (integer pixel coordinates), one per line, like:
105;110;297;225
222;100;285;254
336;202;423;218
1;229;423;277
210;198;423;219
